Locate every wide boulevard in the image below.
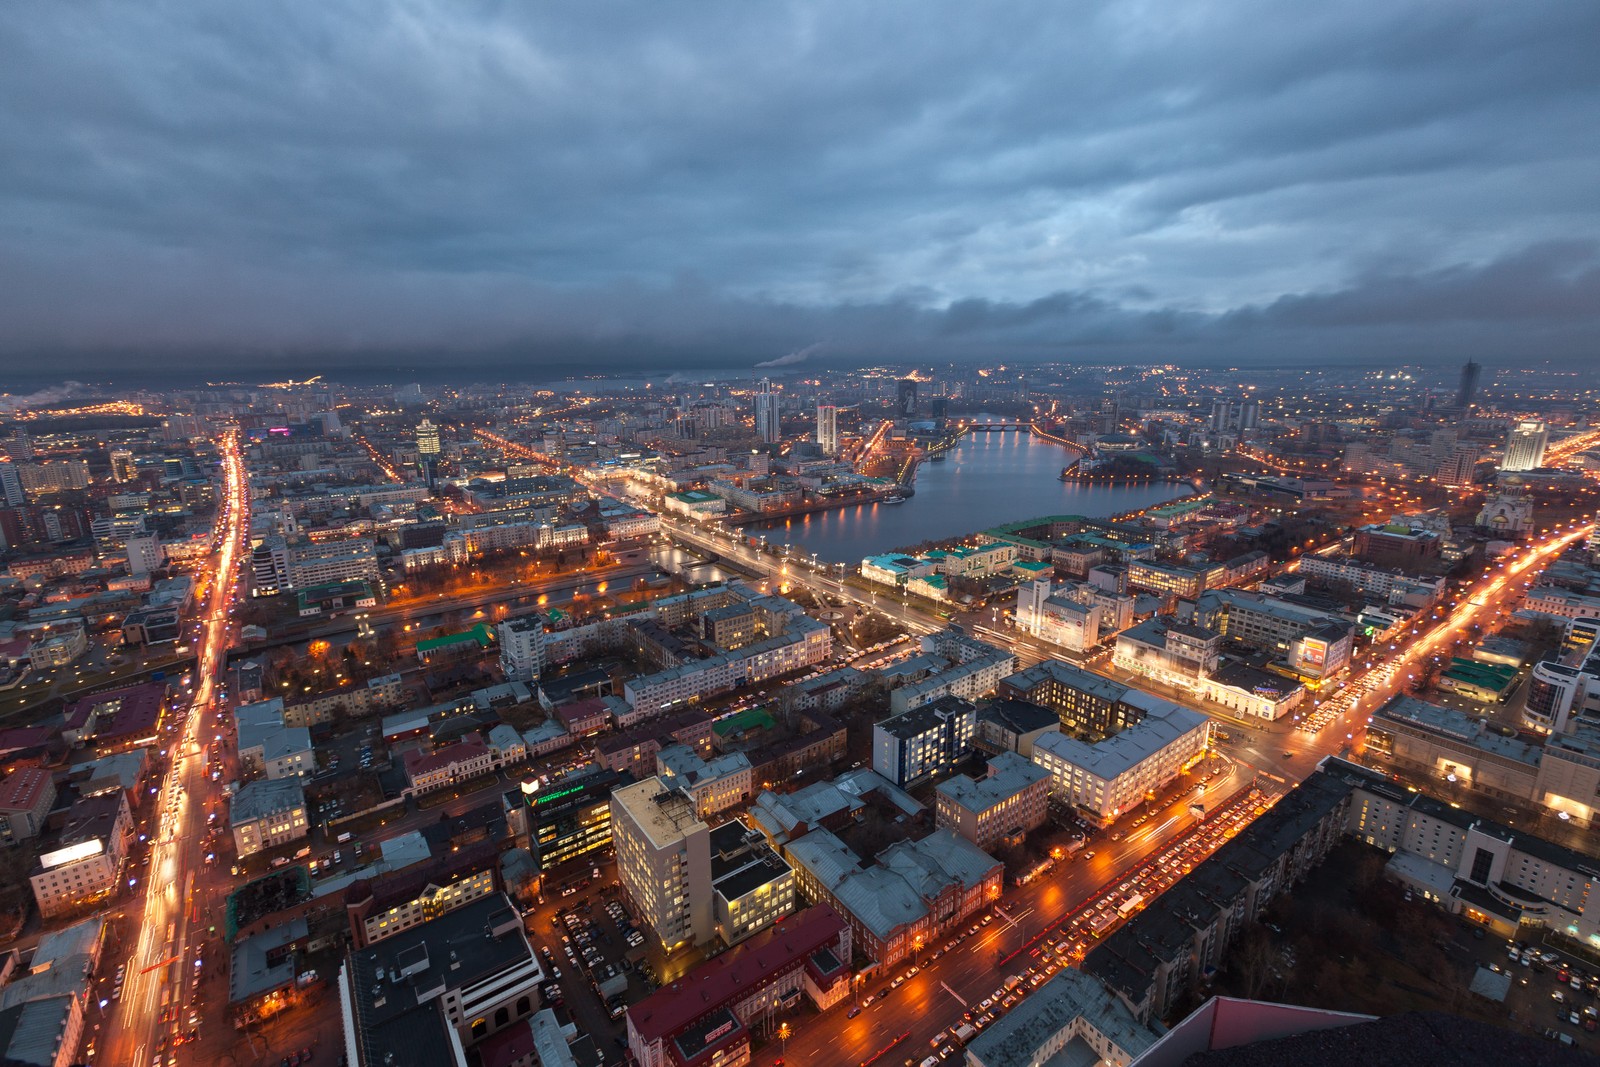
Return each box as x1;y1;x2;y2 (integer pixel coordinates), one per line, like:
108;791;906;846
102;432;249;1067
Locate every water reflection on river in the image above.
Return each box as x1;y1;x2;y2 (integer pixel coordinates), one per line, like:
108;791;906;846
754;429;1192;562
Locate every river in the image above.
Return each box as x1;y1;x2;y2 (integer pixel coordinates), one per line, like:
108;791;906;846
753;427;1194;562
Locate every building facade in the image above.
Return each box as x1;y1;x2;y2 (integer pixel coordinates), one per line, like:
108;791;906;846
611;777;714;951
935;752;1051;851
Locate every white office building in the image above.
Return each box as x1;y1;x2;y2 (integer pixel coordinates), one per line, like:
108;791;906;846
1501;419;1548;472
1032;701;1211;823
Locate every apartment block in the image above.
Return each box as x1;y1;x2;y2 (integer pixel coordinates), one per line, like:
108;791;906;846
872;695;977;788
337;893;543;1065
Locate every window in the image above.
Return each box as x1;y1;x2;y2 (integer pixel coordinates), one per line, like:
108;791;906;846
1469;847;1494;886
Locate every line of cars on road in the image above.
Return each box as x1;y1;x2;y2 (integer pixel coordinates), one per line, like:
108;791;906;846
867;786;1276;1066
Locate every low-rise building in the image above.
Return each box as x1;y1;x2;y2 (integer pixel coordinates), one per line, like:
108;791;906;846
29;792;132;918
1525;586;1600;621
1032;701;1211;824
60;679;168;752
0;767;56;844
235;697;314;780
786;827;1002;968
337;893;543;1064
1298;555;1445;607
1366;695;1543;805
403;738;496;796
1127;560;1208;600
1192;588;1354;684
935;752;1051;851
974;698;1061;758
661;490;726;518
624;904;852;1067
230;778;308;858
281;673;406;727
656;744;753;818
344;839;502;948
1015;579;1105;652
886;629;1015;715
1083;764;1355;1023
1001;660;1177;740
965;969;1164;1067
0;995;86;1067
710;819;795;946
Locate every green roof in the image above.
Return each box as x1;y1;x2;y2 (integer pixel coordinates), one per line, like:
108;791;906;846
1440;658;1518;695
416;621;496;653
713;706;776;737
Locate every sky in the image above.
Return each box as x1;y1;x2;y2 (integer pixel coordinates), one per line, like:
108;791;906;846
1;1;1597;380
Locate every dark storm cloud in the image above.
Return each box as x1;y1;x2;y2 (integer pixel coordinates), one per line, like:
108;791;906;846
0;0;1597;377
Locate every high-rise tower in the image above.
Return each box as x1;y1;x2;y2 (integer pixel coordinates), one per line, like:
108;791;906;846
1456;359;1482;410
753;379;781;444
815;404;838;456
896;378;918;417
415;418;441;487
1502;420;1547;472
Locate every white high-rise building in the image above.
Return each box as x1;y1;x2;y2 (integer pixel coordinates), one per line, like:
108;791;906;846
753;379;781;444
611;777;714;951
126;533;164;578
0;463;25;507
816;404;838;456
1502;420;1548;472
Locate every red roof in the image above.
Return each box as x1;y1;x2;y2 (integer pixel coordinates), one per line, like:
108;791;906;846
64;680;167;740
554;697;609;731
476;1018;536;1067
402;736;489;777
0;767;52;812
627;904;847;1043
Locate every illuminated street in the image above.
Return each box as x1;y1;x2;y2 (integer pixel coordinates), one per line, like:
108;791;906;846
100;432;248;1067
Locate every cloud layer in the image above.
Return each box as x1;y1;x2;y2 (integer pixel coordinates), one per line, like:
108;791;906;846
1;1;1596;375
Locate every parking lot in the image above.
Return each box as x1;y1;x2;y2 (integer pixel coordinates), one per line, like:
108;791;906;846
1482;937;1600;1050
524;867;658;1059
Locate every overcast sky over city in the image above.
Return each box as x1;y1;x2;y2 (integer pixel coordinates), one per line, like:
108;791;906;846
1;1;1597;378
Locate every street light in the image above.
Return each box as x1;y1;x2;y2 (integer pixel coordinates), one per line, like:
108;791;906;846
777;1022;791;1058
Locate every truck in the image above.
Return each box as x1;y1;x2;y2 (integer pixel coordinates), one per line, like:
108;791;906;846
951;1023;978;1045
